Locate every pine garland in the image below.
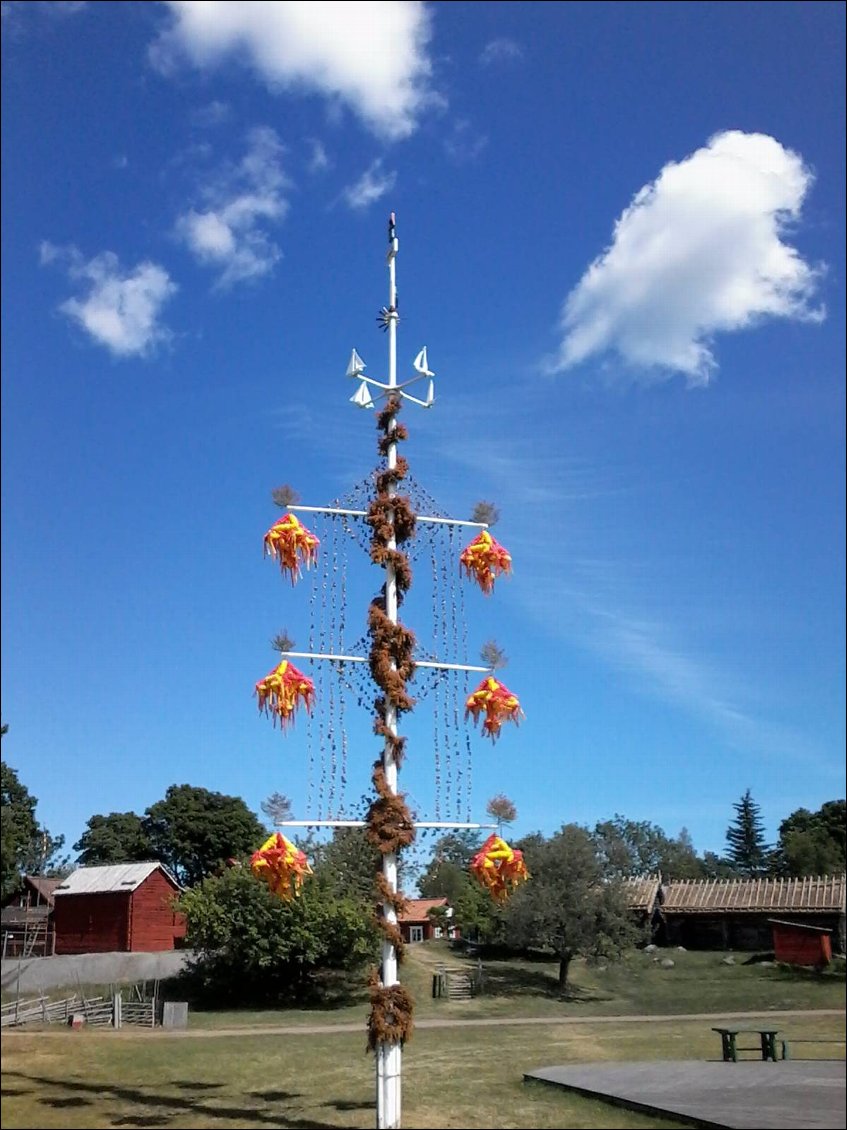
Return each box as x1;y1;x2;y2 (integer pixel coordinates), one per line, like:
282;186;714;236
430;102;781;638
366;394;417;1048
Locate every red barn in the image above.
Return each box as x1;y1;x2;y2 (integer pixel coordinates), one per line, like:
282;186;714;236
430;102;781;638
769;918;833;968
53;862;186;955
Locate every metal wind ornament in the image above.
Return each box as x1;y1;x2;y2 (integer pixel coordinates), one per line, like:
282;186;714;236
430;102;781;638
254;214;525;1130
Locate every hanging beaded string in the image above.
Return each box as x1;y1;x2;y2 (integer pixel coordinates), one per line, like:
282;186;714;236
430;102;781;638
457;531;473;822
326;515;339;817
439;529;453;816
306;546;318;815
448;525;464;821
430;536;442;820
339;516;350;814
317;520;331;816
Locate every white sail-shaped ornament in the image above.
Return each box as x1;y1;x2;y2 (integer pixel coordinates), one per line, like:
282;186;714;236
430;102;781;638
413;347;434;377
346;349;366;378
350;380;375;409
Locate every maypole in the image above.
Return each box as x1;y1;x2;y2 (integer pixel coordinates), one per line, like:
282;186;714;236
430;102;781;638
257;213;525;1130
367;212;415;1128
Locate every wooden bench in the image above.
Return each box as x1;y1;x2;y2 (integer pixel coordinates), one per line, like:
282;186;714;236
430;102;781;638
712;1026;781;1062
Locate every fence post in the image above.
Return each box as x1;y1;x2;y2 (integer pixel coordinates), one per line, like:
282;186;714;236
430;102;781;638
112;991;122;1030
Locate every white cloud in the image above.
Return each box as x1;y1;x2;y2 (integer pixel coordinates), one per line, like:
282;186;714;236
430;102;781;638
553;130;825;385
152;1;436;141
41;243;176;358
478;37;523;66
342;159;396;209
307;138;330;173
176;126;289;287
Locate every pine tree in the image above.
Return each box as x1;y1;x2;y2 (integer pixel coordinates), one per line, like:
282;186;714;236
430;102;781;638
725;789;771;876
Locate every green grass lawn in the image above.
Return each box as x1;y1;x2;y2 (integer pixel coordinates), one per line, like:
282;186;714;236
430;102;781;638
2;947;843;1128
3;1012;843;1130
183;943;846;1029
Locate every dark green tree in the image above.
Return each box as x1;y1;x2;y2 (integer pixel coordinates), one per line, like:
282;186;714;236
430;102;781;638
1;761;39;899
775;800;846;876
179;863;377;1003
592;815;705;879
143;785;265;886
725;789;771;876
701;850;739;878
312;824;380;905
73;812;153;866
505;825;642;992
418;858;471;904
1;741;67;898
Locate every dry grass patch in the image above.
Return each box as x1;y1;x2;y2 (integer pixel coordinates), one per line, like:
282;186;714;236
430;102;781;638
3;1013;843;1129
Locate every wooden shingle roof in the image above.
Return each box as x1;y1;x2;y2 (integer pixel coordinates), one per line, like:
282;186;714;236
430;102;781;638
622;875;661;911
660;875;845;914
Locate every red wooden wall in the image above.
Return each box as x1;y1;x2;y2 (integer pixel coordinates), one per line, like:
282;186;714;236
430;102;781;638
127;869;186;952
54;893;130;955
54;870;186;954
772;924;832;966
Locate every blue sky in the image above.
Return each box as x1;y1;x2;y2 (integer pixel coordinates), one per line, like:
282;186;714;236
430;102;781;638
2;1;844;867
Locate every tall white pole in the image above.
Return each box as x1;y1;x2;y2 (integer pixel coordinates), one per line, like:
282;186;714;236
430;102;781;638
377;213;402;1130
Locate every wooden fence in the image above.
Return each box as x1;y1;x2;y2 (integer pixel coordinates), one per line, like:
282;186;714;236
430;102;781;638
1;983;157;1030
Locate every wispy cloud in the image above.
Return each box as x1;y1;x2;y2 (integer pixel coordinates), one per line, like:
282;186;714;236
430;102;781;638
40;243;176;358
479;37;524;66
444;118;488;164
175;126;289;287
342;159;397;210
2;0;86;30
152;1;438;141
306;138;331;173
190;99;232;128
422;401;827;767
552;130;825;385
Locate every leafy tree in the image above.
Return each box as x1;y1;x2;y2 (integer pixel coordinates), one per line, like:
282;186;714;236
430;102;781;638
506;824;642;992
725;789;771;876
179;863;377;1003
701;850;739;879
1;748;67;898
143;785;265;886
428;830;482;869
776;800;846;876
73;812;153;866
419;858;471;904
1;761;39;899
312;824;380;904
592;815;705;879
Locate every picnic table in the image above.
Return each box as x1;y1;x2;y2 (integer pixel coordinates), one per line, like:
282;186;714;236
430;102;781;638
712;1026;781;1063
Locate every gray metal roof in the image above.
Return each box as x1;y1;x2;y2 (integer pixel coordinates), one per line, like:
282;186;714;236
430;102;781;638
53;862;181;896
